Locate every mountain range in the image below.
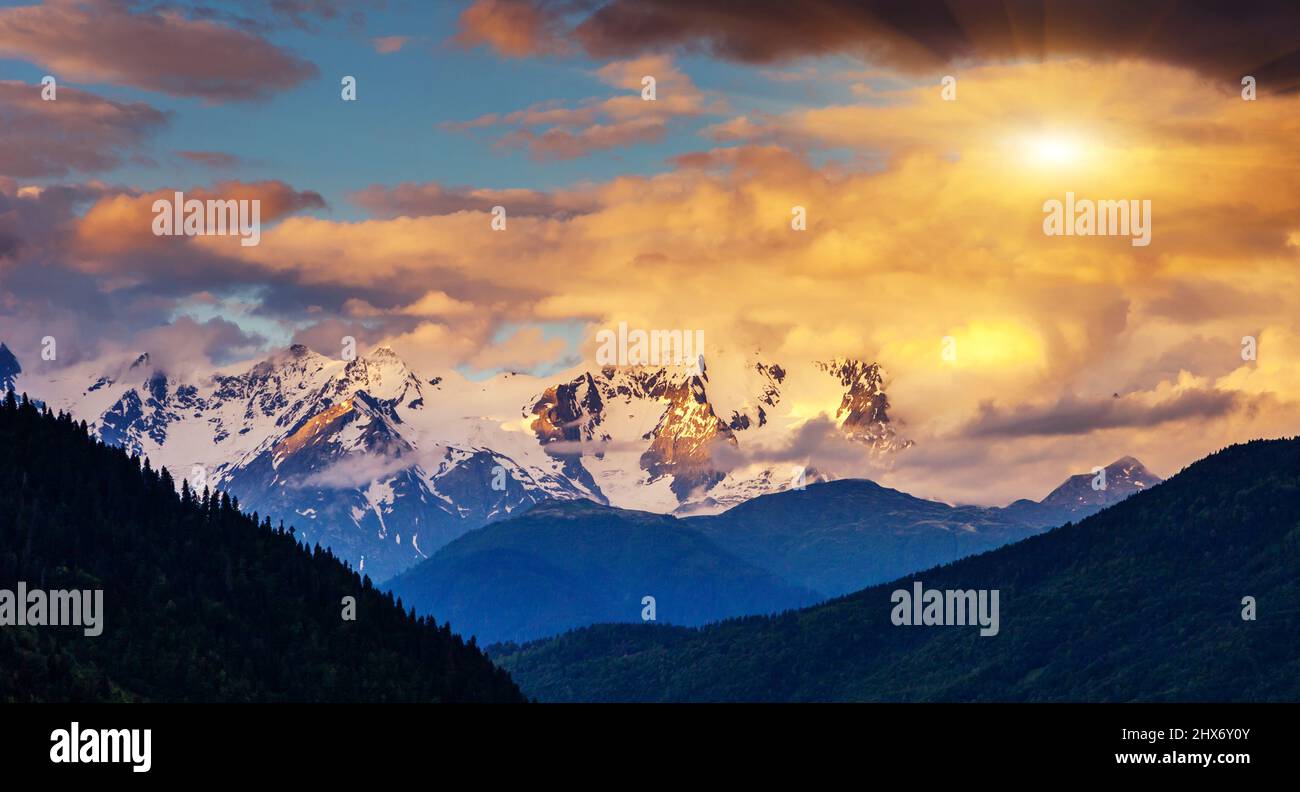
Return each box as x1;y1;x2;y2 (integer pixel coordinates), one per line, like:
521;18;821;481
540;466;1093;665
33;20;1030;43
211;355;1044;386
493;436;1300;702
3;338;1164;647
0;340;911;581
387;499;819;645
387;456;1159;644
691;455;1160;597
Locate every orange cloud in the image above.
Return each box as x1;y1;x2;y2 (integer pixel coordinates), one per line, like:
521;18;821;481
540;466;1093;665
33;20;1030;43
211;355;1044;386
24;57;1300;504
371;35;409;54
74;181;325;259
453;0;567;58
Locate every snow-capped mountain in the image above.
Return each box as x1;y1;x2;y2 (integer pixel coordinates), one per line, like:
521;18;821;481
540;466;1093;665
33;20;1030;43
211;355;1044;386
1032;455;1161;514
528;355;910;515
2;340;910;581
1002;456;1163;527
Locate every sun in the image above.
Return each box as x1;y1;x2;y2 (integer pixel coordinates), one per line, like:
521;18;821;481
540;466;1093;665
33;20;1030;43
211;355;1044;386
1024;133;1087;167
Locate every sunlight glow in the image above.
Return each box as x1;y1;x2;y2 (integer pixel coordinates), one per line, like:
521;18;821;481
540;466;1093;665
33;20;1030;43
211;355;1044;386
1029;135;1083;166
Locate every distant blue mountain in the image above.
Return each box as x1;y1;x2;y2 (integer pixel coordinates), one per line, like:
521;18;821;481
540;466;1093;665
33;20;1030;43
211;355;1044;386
690;457;1161;597
389;457;1159;645
495;438;1298;702
387;499;819;645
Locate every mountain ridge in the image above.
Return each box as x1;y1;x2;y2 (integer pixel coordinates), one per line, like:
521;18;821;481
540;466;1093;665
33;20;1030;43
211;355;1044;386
0;392;524;702
493;436;1299;702
387;495;819;645
2;340;912;580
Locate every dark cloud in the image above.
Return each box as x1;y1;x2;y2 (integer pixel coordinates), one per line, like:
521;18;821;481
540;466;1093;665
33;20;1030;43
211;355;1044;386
963;389;1250;439
136;315;268;372
709;415;879;476
0;81;168;179
465;0;1300;89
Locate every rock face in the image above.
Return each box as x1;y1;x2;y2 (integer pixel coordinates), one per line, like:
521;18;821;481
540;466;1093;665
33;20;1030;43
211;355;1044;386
530;357;911;513
816;359;912;452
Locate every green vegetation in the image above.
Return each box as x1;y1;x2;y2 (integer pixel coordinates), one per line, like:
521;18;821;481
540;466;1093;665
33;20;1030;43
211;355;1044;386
0;392;524;702
498;437;1300;702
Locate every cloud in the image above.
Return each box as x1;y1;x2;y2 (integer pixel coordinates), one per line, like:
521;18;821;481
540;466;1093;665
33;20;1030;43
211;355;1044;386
343;290;475;318
710;415;880;476
452;0;569;57
0;81;167;178
12;56;1300;505
135;315;267;376
295;451;421;490
961;389;1249;439
458;0;1300;90
370;35;409;54
350;181;597;219
0;0;318;101
73;180;326;257
463;325;570;374
444;54;723;159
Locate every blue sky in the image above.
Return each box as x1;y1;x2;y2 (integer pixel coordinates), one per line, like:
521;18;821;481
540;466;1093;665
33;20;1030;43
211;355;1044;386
1;0;883;223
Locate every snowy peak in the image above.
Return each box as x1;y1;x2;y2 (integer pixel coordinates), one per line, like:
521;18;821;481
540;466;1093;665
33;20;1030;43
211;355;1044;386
529;363;739;501
16;342;914;576
528;354;910;509
1039;456;1162;513
340;346;423;404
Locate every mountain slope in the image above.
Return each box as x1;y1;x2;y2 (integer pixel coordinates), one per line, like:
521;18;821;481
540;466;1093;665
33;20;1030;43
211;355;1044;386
387;499;819;645
495;437;1300;702
0;393;524;702
691;479;1039;597
689;456;1161;598
9;342;593;582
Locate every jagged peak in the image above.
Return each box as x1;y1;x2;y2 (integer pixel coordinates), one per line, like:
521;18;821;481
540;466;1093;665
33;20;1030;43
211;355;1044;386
347;345;410;371
369;343;399;356
244;343;333;380
816;358;884;388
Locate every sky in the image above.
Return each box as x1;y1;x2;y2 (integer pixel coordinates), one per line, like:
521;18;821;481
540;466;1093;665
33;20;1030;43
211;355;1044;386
2;0;1300;505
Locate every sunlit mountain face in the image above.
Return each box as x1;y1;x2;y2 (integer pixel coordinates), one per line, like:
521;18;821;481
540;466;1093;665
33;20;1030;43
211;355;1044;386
3;0;1299;572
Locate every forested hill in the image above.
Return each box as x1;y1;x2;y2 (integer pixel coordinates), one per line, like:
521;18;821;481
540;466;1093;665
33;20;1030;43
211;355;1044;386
496;436;1300;702
0;392;524;702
